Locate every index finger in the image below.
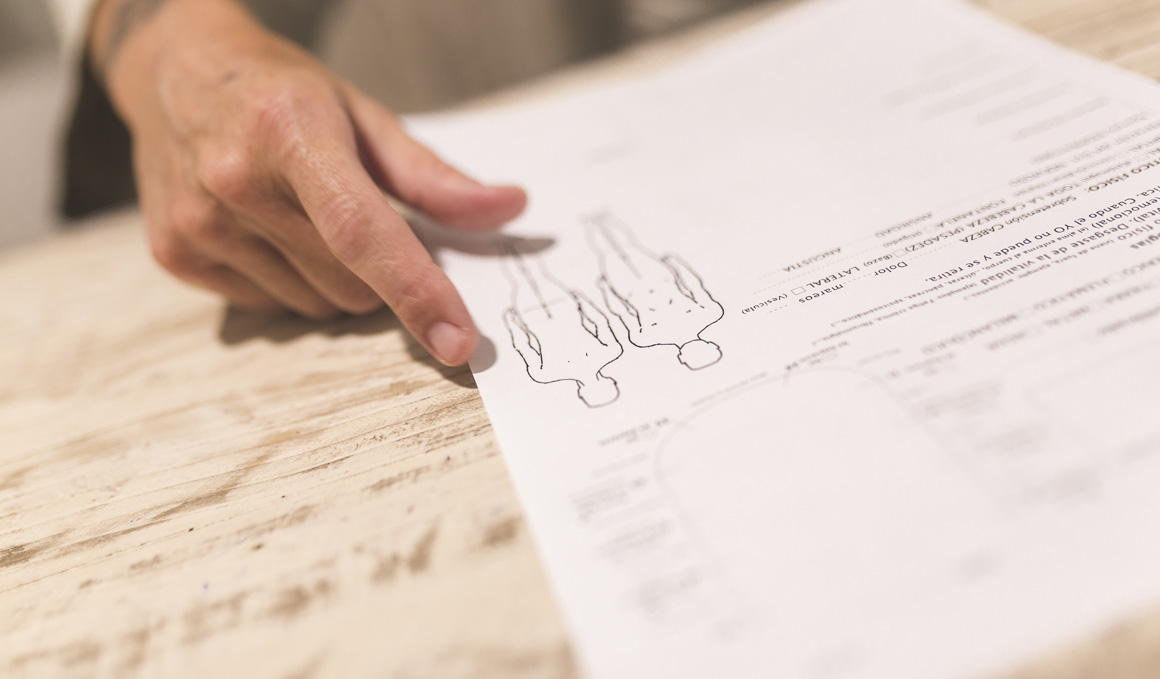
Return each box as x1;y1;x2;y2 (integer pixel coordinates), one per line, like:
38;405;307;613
278;107;477;366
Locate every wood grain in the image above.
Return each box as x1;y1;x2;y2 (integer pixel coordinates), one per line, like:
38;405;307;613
0;216;574;678
3;1;1159;677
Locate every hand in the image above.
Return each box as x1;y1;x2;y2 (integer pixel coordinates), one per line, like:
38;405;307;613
90;0;527;365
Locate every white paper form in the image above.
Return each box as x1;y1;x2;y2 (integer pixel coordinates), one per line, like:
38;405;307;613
407;1;1160;677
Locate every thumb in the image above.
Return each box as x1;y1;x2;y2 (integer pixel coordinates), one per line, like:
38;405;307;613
345;89;528;230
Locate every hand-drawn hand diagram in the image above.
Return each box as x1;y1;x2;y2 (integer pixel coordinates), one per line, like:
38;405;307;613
586;212;724;370
502;245;625;408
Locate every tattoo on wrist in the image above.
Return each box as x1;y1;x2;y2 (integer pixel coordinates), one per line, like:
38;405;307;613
96;0;172;78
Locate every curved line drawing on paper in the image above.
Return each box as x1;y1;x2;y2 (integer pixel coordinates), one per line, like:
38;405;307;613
501;244;625;408
585;211;724;370
648;367;972;635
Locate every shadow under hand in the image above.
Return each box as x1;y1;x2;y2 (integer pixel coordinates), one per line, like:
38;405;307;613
397;322;484;391
472;333;498;373
217;304;402;347
217;213;538;378
218;300;496;389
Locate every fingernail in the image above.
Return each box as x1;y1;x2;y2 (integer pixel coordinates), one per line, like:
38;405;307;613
427;321;468;365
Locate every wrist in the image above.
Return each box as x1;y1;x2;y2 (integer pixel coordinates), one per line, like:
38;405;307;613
88;0;254;124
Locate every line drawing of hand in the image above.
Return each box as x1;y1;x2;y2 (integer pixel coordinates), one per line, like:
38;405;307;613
501;244;625;408
585;212;724;370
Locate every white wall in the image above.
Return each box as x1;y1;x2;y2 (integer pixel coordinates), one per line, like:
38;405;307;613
0;0;65;250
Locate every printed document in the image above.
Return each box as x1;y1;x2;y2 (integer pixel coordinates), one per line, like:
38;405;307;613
408;0;1160;677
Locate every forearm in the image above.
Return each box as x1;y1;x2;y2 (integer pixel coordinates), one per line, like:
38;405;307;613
88;0;171;78
87;0;259;123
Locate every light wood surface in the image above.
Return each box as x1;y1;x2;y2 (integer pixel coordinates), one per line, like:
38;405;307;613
3;1;1160;677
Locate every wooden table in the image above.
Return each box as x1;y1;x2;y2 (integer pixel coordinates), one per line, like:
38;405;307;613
3;1;1159;677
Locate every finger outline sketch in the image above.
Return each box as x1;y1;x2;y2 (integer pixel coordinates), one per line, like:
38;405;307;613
586;211;724;370
501;243;625;408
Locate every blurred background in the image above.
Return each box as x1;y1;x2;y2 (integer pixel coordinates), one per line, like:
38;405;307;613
0;0;761;251
0;0;64;249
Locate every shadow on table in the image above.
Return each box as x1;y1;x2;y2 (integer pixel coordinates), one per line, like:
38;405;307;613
217;305;401;347
399;326;487;389
215;216;555;384
215;304;489;388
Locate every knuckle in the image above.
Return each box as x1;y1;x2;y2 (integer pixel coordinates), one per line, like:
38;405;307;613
201;78;334;201
334;284;383;315
196;147;259;205
149;234;196;279
392;270;444;321
184;218;230;246
250;89;302;144
168;197;228;245
317;193;374;261
247;77;333;158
